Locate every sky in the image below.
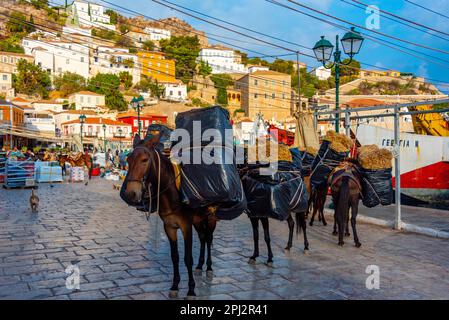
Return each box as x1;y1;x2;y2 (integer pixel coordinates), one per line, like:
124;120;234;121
56;0;449;93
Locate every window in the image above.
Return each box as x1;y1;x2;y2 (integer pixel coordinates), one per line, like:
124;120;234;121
66;59;70;64
133;119;138;127
81;57;84;62
282;80;286;86
80;96;84;103
272;93;275;99
170;90;173;96
254;80;258;86
2;75;7;81
265;93;268;99
254;93;258;99
178;91;181;96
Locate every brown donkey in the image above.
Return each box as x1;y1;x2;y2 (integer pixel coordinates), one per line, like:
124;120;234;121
121;134;217;298
329;160;362;247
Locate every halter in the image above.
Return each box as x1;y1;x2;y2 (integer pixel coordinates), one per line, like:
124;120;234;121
127;144;182;220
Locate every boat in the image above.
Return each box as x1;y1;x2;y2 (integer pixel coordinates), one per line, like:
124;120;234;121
355;124;449;208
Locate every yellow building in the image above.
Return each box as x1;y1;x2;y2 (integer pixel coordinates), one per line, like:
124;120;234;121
137;51;176;83
235;70;292;121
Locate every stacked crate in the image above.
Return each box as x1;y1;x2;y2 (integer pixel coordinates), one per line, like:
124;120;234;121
70;167;85;182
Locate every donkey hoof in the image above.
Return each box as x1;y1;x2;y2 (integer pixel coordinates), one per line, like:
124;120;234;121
309;221;314;226
338;241;345;246
345;233;351;237
323;222;328;226
169;290;179;298
248;258;256;265
186;292;196;300
303;248;310;255
206;270;213;278
266;261;274;268
355;242;362;248
284;247;291;253
194;268;202;275
332;231;338;236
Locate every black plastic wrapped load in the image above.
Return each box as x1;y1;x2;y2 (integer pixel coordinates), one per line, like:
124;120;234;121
174;106;232;148
360;167;393;208
242;163;309;221
173;106;245;219
289;148;303;172
310;140;348;188
299;150;315;175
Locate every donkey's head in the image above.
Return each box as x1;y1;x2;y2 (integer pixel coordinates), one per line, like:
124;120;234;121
120;133;161;206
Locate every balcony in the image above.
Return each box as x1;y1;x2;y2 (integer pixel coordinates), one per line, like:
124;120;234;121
113;132;127;138
83;132;99;138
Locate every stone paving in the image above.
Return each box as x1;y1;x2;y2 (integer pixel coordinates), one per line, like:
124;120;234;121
1;178;449;300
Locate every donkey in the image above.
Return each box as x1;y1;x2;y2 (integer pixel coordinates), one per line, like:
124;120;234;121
121;134;217;298
329;159;362;247
308;184;328;226
248;211;309;266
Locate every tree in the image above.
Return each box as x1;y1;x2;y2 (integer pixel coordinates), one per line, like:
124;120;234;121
270;59;295;75
119;71;133;90
119;24;130;35
332;58;361;77
30;0;48;9
0;36;25;53
134;76;152;92
105;9;119;24
87;73;127;111
198;61;212;77
149;80;165;98
159;35;201;83
142;40;155;51
210;74;233;106
27;15;36;33
13;59;51;98
6;12;28;33
115;35;133;48
53;72;86;97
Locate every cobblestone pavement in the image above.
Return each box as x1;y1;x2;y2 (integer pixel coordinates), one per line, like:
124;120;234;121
1;178;449;300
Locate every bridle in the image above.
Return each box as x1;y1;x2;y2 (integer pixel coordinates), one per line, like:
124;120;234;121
127;144;182;220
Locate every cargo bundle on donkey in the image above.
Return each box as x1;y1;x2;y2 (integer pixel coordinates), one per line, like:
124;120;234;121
357;145;394;208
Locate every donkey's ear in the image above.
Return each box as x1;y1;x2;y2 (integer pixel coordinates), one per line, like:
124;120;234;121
133;134;141;148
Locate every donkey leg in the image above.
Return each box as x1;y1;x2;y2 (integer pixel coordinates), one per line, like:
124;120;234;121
194;223;206;273
261;218;273;266
345;215;351;237
320;190;328;226
284;214;294;251
164;225;180;298
309;204;318;226
351;201;362;248
249;218;259;264
299;212;310;252
337;215;345;246
205;218;216;274
181;222;196;297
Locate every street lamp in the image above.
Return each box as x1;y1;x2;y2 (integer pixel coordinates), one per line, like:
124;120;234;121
118;128;123;151
313;27;364;133
79;114;86;151
132;95;145;137
102;123;107;152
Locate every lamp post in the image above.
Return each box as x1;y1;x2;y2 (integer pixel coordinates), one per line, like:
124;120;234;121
313;27;364;133
118;128;123;151
79;114;86;151
132;95;145;137
102;123;107;152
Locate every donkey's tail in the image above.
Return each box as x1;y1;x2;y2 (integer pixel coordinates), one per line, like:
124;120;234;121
295;212;302;235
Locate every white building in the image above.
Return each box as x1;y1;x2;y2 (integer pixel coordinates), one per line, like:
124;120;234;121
314;66;332;80
199;45;247;74
144;27;171;41
161;80;187;101
62;26;92;37
68;91;106;111
54;109;98;133
91;46;140;84
70;0;115;30
248;65;270;73
61;117;131;139
22;38;90;78
23;109;56;134
32;100;65;113
0;72;13;97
